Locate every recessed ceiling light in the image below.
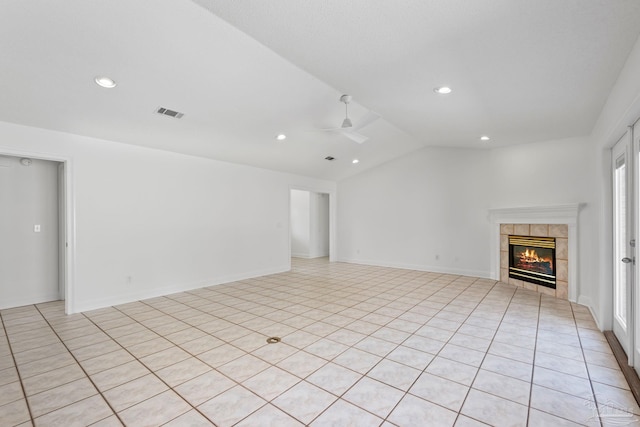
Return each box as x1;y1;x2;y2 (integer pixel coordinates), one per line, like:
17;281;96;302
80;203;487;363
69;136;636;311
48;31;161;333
433;86;452;95
352;159;359;164
276;134;287;141
94;76;116;88
480;135;490;141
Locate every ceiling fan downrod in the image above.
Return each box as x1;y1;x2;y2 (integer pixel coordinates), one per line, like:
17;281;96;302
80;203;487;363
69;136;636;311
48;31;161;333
340;94;353;128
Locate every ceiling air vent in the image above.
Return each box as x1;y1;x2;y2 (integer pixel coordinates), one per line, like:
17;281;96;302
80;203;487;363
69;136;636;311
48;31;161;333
156;107;184;119
325;156;335;161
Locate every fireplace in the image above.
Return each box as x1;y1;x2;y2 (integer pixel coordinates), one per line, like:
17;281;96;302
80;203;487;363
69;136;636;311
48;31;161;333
509;235;556;289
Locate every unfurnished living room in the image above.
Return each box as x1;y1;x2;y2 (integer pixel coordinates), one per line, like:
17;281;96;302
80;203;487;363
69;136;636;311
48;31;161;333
2;1;640;426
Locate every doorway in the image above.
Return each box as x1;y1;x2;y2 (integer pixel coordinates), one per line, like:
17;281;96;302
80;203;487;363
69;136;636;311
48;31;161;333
0;154;68;310
612;131;633;360
290;189;331;259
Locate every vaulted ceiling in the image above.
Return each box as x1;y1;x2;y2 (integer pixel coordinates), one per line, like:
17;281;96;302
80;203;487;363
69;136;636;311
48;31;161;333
1;1;639;180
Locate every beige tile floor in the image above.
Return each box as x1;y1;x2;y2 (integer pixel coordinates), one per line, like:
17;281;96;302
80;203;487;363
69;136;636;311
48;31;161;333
1;258;639;426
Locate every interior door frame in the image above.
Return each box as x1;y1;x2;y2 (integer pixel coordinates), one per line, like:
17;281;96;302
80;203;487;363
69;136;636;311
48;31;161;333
0;146;76;314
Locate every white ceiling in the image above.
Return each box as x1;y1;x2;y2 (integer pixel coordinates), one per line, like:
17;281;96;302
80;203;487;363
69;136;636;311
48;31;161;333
1;1;639;180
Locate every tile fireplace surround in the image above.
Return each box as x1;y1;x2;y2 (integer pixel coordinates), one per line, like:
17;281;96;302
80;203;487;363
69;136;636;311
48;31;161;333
489;205;581;302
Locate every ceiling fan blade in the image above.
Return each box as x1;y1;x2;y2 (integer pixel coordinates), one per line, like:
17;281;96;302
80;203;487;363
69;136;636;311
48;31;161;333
353;110;380;131
341;130;369;144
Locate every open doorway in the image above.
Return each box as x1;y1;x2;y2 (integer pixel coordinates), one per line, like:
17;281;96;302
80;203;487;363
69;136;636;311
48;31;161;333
0;154;67;309
290;189;330;259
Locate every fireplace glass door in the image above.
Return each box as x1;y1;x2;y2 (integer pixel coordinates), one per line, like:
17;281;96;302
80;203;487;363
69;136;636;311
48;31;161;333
508;235;556;288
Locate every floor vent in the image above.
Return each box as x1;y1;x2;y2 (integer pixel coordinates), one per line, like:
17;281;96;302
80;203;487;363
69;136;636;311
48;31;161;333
156;107;184;119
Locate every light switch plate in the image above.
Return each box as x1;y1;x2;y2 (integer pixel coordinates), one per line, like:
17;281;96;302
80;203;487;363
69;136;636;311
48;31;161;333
34;225;41;232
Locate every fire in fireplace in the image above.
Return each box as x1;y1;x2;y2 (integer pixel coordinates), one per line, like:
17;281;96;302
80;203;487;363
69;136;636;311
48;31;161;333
508;235;556;288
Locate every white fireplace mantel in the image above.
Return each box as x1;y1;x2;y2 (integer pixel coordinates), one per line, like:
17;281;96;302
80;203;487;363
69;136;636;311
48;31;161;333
488;204;583;301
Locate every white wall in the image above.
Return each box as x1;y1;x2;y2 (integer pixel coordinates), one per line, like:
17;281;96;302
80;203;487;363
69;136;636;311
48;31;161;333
337;137;597;304
338;147;493;277
488;34;640;329
0;121;335;313
488;137;598;308
310;193;330;258
290;189;311;257
590;34;640;329
0;155;60;308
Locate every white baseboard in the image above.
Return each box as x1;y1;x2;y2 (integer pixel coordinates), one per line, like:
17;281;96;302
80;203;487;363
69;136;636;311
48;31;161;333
337;257;492;279
291;252;312;258
73;265;289;313
0;293;61;310
577;295;602;330
292;254;329;260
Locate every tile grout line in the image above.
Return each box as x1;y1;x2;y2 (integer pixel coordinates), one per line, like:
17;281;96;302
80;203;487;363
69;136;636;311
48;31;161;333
524;290;542;427
571;302;604;427
124;271;353;426
226;268;439;426
384;277;491;423
30;304;127;426
229;265;464;425
1;260;615;426
0;311;36;425
449;279;520;426
227;268;575;425
529;298;606;426
128;295;333;426
89;301;234;426
122;273;392;424
302;260;616;419
298;275;503;425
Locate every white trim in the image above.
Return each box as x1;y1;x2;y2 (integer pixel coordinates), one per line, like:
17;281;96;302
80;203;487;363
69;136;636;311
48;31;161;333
578;295;602;329
488;204;583;302
339;257;492;279
291;252;312;258
488;204;581;224
74;265;288;313
0;293;62;310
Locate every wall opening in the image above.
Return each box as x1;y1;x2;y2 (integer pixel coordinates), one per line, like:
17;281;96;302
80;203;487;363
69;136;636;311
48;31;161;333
0;155;65;309
290;189;330;259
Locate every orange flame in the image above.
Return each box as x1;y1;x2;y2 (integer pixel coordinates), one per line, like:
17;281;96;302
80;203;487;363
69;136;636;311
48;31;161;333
519;248;553;269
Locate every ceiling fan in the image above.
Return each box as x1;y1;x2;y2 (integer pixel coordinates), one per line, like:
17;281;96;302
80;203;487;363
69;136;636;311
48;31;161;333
322;94;380;144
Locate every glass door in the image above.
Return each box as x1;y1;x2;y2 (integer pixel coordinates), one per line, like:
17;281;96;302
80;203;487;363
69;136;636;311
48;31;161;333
613;130;634;361
633;121;640;371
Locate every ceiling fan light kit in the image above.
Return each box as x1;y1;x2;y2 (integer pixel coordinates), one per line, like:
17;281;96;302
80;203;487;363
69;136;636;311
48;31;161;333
340;94;353;128
321;94;380;143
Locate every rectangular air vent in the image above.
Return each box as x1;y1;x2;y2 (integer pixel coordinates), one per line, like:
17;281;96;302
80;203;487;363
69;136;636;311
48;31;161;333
156;107;184;119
